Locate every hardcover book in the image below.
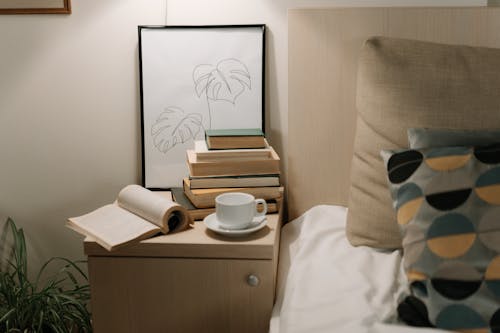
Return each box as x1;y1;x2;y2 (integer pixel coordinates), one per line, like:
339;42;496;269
182;178;284;208
186;147;280;177
188;174;280;189
171;187;279;220
205;128;266;150
194;139;272;162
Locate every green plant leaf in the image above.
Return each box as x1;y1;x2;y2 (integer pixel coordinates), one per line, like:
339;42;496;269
0;218;91;332
0;308;15;324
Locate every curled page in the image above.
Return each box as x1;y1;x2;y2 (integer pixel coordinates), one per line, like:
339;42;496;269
117;185;191;233
67;205;161;251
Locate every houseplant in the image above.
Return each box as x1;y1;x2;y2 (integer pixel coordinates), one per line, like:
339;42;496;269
0;217;91;332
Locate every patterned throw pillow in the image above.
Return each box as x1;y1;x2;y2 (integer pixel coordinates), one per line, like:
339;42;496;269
408;128;500;150
381;144;500;332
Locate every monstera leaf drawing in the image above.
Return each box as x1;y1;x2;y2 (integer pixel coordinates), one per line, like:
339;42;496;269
151;107;203;153
193;58;251;104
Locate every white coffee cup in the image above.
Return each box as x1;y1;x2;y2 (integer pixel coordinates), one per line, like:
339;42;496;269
215;192;267;230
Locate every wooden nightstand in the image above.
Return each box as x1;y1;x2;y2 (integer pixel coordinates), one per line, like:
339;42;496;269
84;205;282;333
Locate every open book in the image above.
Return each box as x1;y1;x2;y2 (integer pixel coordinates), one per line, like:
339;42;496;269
67;185;191;251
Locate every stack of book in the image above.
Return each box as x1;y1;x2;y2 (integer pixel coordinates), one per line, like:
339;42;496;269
172;129;283;221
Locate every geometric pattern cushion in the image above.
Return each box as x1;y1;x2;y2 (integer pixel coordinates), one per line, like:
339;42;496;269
381;144;500;332
408;128;500;150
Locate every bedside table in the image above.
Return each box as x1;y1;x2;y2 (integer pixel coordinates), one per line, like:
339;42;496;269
84;205;282;333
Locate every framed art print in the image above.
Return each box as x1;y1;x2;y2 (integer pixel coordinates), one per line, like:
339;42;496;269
139;25;265;189
0;0;71;14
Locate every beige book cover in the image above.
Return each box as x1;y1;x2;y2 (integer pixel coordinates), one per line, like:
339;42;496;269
186;147;280;177
183;178;283;208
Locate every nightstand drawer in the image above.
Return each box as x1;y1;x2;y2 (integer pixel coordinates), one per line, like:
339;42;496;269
89;256;274;333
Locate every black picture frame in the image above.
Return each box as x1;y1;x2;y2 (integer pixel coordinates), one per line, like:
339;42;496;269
138;25;266;190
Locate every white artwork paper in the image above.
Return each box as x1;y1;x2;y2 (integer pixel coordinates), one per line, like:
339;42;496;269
139;26;265;189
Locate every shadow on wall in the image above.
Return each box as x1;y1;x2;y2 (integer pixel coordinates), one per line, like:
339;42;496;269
0;0;164;282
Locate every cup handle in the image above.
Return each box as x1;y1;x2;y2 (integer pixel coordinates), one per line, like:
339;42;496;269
255;199;267;217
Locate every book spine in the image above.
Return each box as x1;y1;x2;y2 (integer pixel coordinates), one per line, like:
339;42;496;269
189;177;280;189
205;128;264;137
184;184;284;208
189;159;280;177
196;152;271;162
188;201;279;221
196;155;272;163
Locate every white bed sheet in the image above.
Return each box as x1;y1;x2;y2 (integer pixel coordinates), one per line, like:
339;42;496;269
270;205;448;333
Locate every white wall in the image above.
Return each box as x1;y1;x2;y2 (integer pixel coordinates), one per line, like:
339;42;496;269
0;0;166;275
166;0;486;179
0;0;488;277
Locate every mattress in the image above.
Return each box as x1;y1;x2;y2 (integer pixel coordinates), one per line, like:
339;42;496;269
270;205;448;333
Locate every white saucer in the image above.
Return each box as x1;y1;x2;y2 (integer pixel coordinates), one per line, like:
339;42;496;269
203;213;267;237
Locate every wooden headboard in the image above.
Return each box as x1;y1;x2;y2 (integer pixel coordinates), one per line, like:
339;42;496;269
288;7;500;220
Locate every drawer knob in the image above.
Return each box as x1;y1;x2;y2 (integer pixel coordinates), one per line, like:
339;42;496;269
247;274;260;286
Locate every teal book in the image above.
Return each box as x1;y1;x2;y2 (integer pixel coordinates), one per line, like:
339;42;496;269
170;187;196;210
205;128;266;150
205;128;264;137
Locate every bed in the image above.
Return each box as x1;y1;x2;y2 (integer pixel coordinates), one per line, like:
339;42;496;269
271;7;500;333
270;205;448;333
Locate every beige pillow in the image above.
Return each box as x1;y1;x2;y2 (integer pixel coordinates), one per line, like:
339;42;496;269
347;36;500;249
